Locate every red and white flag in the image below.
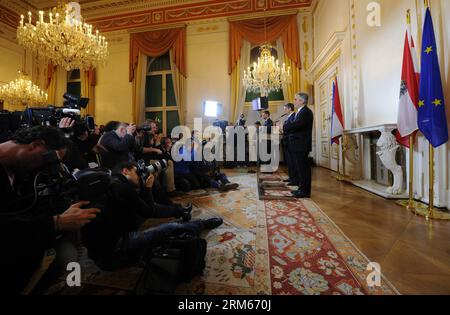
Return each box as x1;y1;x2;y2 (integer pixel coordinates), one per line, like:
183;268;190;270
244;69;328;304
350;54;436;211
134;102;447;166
331;79;344;145
396;20;420;147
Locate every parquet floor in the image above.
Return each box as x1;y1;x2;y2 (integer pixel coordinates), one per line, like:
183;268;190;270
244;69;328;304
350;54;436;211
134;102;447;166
310;167;450;295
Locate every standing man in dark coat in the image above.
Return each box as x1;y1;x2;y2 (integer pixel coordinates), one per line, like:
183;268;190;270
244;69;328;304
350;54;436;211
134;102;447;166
284;93;314;198
282;103;297;185
261;111;274;167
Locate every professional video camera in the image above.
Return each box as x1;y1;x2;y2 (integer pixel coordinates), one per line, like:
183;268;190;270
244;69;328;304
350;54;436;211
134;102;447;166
1;149;113;217
21;93;94;130
63;93;90;110
136;159;168;180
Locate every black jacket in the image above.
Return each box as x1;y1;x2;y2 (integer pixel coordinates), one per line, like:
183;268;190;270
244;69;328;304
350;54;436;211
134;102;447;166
0;164;56;294
282;113;296;142
284;106;314;153
82;174;159;262
99;132;137;169
263;118;274;134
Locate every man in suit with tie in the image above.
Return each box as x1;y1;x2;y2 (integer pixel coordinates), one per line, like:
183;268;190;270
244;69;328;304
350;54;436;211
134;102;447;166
282;103;297;185
284;93;314;198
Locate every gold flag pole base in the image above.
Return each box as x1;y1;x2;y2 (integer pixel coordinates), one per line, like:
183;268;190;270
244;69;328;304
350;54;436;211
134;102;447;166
396;200;450;221
333;173;350;181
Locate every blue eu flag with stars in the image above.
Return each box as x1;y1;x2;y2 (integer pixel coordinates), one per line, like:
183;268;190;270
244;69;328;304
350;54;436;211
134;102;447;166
418;8;449;148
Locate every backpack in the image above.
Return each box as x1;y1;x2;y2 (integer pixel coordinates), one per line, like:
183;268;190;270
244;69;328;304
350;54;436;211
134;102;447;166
134;233;207;295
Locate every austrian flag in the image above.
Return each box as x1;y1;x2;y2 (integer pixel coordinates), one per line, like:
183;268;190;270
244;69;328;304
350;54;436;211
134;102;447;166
396;21;420;147
331;79;344;145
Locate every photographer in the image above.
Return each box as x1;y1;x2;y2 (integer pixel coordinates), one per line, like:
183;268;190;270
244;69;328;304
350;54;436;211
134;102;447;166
98;121;137;169
112;161;192;222
0;125;100;294
82;161;223;270
136;124;177;197
73;123;100;165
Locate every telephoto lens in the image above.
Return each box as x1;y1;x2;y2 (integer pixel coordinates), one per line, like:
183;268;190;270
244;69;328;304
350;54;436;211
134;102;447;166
137;159;168;178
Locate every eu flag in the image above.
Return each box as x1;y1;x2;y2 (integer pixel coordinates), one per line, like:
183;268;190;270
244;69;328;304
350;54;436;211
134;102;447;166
418;8;449;148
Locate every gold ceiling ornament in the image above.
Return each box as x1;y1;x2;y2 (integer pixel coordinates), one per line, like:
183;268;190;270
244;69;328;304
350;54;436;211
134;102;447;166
0;70;48;106
16;2;109;71
243;11;291;97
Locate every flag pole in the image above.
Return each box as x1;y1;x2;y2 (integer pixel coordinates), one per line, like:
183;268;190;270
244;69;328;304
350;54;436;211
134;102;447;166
406;135;415;210
428;143;434;217
396;10;417;211
410;0;450;221
334;142;342;180
406;9;415;211
342;136;347;178
406;10;416;211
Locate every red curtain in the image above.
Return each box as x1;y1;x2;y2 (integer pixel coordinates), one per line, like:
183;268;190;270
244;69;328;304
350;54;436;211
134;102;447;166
229;14;301;75
129;27;186;82
87;68;96;86
46;63;56;89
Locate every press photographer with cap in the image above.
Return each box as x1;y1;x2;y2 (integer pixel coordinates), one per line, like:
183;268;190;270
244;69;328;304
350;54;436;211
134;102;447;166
0;122;101;294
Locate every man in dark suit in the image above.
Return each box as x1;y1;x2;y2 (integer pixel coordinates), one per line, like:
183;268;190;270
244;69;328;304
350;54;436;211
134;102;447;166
261;111;273;167
284;93;314;198
261;111;273;134
282;103;297;185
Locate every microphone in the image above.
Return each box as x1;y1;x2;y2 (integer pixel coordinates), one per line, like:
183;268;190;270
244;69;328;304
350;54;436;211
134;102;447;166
273;113;288;124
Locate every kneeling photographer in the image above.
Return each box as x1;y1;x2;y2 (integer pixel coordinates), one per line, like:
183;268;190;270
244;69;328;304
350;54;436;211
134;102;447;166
0;125;101;295
82;161;223;271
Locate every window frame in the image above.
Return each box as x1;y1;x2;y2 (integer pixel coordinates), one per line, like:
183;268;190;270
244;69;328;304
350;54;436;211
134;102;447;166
145;60;180;136
66;70;82;99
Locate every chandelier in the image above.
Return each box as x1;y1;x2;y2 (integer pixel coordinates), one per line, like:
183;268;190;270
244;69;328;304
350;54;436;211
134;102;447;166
243;44;291;97
16;2;108;71
0;71;48;106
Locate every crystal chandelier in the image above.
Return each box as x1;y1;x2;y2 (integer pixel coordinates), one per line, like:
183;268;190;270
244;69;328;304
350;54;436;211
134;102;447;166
243;11;291;97
243;44;291;97
17;2;108;71
0;71;48;106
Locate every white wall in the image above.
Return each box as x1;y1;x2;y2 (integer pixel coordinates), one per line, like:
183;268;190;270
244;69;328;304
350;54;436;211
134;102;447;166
186;21;230;129
354;0;419;127
314;0;349;59
95;35;133;125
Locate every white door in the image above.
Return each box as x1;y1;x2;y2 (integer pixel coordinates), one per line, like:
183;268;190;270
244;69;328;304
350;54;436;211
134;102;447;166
315;68;341;171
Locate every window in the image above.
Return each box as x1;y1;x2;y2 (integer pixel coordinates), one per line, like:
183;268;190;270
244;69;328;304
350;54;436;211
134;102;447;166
67;69;81;99
145;52;180;135
245;46;285;103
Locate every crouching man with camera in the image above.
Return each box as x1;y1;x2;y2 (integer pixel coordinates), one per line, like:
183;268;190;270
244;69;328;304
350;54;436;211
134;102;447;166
0;126;101;295
82;161;223;271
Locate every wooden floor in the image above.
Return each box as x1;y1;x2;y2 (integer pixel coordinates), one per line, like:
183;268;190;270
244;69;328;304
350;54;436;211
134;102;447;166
310;167;450;295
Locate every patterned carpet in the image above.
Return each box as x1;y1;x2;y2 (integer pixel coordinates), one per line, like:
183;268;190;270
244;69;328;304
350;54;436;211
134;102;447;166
44;170;399;295
178;170;399;295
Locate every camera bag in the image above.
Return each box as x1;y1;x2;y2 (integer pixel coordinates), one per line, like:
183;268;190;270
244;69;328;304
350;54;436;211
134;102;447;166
134;233;207;295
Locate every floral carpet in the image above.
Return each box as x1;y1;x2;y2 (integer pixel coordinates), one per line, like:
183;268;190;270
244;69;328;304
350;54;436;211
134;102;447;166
178;170;399;295
44;170;399;295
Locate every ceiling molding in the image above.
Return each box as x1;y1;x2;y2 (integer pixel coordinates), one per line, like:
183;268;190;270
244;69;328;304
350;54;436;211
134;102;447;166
3;0;313;33
87;0;313;32
0;4;20;29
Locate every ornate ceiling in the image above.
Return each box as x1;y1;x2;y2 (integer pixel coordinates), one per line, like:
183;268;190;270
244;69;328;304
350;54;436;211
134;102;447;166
1;0;313;35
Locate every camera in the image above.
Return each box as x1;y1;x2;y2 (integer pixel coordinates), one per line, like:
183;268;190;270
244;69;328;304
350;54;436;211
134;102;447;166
136;125;152;133
37;152;113;204
136;159;168;179
63;93;90;110
18;93;95;131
